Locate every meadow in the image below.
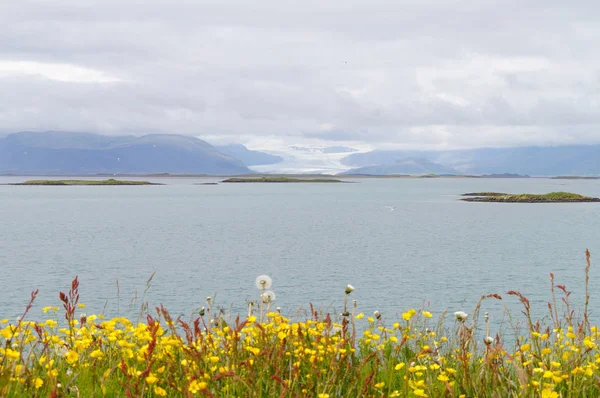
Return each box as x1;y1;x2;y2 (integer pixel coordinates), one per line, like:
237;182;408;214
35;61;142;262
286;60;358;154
0;251;596;397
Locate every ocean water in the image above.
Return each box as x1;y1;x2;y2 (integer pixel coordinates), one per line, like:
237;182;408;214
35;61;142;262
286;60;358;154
1;176;599;332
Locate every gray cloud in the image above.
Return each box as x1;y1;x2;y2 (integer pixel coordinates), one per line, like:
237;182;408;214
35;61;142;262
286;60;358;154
1;0;599;150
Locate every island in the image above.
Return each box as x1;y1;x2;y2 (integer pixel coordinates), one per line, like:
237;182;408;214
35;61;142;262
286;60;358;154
551;176;600;180
10;179;160;186
461;191;600;203
221;177;344;183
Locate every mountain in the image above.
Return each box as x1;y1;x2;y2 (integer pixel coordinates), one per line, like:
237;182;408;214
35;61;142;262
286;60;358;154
289;146;359;153
341;158;460;175
215;144;283;166
0;131;251;175
341;145;600;176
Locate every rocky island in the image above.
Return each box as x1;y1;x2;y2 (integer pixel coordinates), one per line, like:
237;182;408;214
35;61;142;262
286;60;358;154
221;177;344;183
461;192;600;203
10;179;160;186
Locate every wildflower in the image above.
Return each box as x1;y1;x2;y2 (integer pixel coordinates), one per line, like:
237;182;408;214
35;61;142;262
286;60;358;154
34;378;43;389
261;291;276;303
77;303;85;308
189;380;208;393
484;336;494;345
65;350;79;365
355;313;364;319
255;275;272;289
402;309;416;321
374;382;385;388
345;284;355;294
318;394;329;398
374;311;381;320
146;374;158;384
422;311;433;318
395;362;405;370
542;389;558;398
414;389;428;397
520;343;530;352
454;311;468;322
154;386;167;396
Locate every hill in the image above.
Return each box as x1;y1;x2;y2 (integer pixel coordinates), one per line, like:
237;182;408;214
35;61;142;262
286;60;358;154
341;158;459;175
215;144;283;166
0;132;251;175
341;145;600;176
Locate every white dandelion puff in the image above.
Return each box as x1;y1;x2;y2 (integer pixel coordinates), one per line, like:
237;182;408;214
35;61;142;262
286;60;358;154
255;275;272;289
345;284;355;294
484;336;494;345
454;311;468;322
261;290;276;303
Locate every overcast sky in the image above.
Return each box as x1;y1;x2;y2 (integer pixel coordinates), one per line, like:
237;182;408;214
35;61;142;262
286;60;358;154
1;0;599;151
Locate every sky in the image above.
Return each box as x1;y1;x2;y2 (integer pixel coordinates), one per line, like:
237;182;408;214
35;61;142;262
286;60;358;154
1;0;599;152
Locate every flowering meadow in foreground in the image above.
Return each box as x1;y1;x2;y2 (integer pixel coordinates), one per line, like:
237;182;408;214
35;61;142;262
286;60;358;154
0;251;598;397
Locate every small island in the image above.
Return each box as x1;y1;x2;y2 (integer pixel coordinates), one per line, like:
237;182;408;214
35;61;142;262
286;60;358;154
10;179;160;186
221;177;345;183
461;191;600;203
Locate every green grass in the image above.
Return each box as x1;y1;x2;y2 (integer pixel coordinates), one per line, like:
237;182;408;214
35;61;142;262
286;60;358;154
221;176;344;183
14;179;158;186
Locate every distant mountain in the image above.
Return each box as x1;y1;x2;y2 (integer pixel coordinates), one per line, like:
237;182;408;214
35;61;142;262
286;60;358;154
215;144;283;166
341;145;600;176
0;131;251;175
289;145;358;153
341;158;459;175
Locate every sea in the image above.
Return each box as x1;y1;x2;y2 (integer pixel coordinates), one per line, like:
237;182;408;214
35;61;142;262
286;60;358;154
1;176;599;334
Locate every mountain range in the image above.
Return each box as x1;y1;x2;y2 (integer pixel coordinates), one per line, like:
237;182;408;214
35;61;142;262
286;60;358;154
215;144;283;166
341;145;600;176
0;132;258;175
341;158;459;175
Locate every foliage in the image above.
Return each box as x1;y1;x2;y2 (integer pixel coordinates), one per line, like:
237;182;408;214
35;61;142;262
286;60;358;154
0;251;597;397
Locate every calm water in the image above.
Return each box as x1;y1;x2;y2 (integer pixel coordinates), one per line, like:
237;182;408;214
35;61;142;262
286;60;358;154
1;177;599;331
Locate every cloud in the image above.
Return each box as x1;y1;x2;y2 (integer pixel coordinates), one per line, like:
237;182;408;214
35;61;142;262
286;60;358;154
1;0;599;150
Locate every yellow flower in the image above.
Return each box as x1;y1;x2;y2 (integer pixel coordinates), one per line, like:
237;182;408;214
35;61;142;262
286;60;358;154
65;350;79;365
154;386;167;397
355;313;364;319
374;382;385;388
77;303;86;308
146;374;158;384
209;356;219;363
34;377;44;389
402;309;417;321
395;362;405;370
437;374;449;382
422;311;433;318
413;389;428;397
318;394;329;398
520;343;530;352
189;380;207;393
541;389;558;398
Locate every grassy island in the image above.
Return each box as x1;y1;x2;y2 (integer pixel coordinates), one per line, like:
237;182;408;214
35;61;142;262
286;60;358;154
461;191;600;202
221;176;344;183
11;179;160;186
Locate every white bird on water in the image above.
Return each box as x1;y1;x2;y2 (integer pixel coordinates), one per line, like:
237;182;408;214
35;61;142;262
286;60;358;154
385;206;395;212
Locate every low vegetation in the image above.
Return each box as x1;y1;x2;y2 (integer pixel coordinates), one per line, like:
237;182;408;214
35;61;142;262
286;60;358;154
1;251;599;397
462;191;600;202
12;179;158;186
221;176;344;183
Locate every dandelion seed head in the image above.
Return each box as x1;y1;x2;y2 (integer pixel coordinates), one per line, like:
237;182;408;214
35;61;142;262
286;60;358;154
484;336;494;345
255;275;272;289
454;311;468;322
345;284;355;294
262;290;276;303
